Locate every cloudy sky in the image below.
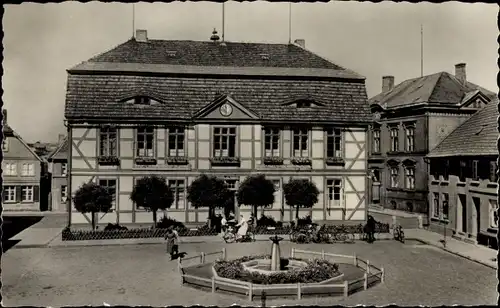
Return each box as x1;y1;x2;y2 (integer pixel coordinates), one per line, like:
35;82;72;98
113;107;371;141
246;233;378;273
3;2;497;143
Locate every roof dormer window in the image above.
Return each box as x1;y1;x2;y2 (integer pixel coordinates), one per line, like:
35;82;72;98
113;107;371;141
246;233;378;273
296;101;312;108
134;96;151;105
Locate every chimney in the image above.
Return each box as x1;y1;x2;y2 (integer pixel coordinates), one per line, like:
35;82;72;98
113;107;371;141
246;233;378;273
58;134;65;144
294;39;305;48
455;63;466;84
135;29;148;43
2;109;6;125
382;76;395;93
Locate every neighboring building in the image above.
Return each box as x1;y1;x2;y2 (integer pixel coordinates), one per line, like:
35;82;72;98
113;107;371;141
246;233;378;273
367;63;496;217
47;134;68;212
1;109;44;211
64;29;372;227
427;100;498;249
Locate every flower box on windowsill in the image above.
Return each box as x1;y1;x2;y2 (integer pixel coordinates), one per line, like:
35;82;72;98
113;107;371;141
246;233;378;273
135;157;157;165
325;157;345;166
386;151;404;155
210;157;241;166
263;157;284;165
97;156;120;166
291;157;312;166
166;157;189;165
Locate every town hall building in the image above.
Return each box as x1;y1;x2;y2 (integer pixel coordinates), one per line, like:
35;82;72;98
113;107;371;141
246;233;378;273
64;29;372;227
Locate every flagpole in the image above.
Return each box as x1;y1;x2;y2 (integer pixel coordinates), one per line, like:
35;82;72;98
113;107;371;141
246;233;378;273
222;2;225;42
288;3;292;44
132;4;136;38
420;24;423;77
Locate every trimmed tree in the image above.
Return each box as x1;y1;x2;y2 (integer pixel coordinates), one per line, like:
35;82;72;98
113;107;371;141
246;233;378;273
130;175;174;228
237;174;275;219
187;174;231;227
283;179;319;220
73;182;113;230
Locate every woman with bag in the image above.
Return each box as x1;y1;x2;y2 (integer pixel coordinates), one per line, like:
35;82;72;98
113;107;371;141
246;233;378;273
165;226;180;260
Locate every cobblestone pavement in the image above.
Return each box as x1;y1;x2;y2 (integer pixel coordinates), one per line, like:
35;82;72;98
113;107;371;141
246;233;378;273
2;240;496;307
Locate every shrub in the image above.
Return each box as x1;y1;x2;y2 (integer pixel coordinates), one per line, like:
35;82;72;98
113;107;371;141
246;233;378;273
130;175;174;228
156;216;187;231
256;214;278;227
297;215;312;227
103;223;128;231
73;182;113;230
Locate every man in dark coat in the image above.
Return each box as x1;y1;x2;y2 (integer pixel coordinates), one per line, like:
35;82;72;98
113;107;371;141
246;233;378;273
365;215;376;243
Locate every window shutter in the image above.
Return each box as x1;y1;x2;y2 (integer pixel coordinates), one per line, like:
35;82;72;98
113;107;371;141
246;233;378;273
16;186;22;203
34;186;40;202
1;187;5;202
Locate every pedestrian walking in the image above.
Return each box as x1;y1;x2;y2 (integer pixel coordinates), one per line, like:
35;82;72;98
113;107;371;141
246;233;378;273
366;215;376;243
165;226;180;260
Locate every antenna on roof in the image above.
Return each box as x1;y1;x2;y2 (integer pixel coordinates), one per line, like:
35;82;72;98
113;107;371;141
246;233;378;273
132;4;136;38
288;3;292;44
222;2;225;42
420;24;424;77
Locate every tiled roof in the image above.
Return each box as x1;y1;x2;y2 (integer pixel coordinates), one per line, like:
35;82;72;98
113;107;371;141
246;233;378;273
369;72;496;109
87;39;346;70
65;74;371;123
65;38;371;123
47;137;68;161
427;99;499;157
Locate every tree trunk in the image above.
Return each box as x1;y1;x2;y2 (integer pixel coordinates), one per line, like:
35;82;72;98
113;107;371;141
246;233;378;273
91;212;96;230
253;205;258;220
295;206;300;220
152;210;157;229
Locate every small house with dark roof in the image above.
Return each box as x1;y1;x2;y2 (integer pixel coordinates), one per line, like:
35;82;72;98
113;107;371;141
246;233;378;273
1;109;45;211
366;63;495;219
427;99;498;249
47;134;68;212
65;29;372;227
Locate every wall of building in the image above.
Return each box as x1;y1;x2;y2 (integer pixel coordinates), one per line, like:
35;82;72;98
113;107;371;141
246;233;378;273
68;124;368;227
50;160;68;212
2;136;42;211
427;113;471;152
429;174;498;248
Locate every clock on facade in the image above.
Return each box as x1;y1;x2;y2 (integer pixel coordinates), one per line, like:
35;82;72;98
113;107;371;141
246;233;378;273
373;112;381;120
219;103;233;117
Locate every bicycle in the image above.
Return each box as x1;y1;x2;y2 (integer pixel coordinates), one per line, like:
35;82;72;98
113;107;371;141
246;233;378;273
393;224;405;243
332;225;355;243
223;225;254;243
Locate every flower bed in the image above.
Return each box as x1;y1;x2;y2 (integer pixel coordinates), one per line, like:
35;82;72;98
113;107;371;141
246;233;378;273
213;255;340;285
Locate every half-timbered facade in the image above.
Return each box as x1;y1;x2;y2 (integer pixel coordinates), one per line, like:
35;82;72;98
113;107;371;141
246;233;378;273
65;30;372;227
428;100;498;249
2;110;44;211
367;63;496;217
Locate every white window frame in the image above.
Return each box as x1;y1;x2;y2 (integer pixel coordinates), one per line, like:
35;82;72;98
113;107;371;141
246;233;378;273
168;179;186;209
21;186;34;202
405;125;415;152
21;163;35;177
490;199;498;229
405;167;415;190
292;127;309;158
167;127;185;157
5;163;17;176
99;126;118;157
442;193;449;220
326;128;342;158
264;127;281;157
326;179;342;208
390;167;399;188
372;129;381;153
98;179;117;210
61;185;68;202
433;193;440;218
390;126;399;152
136;127;155;158
4;186;16;203
213;127;237;158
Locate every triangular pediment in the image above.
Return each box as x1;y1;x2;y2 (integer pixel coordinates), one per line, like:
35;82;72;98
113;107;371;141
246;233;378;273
192;94;259;120
460;90;490;109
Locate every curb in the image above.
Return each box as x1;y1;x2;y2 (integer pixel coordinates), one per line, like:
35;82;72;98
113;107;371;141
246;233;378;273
416;238;497;270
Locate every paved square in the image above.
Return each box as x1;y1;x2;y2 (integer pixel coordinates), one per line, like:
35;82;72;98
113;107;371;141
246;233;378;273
2;240;496;306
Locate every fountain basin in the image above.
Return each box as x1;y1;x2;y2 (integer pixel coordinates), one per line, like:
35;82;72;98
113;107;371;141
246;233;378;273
242;259;308;275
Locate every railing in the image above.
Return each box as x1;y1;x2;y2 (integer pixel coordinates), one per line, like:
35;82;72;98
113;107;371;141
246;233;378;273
178;247;384;301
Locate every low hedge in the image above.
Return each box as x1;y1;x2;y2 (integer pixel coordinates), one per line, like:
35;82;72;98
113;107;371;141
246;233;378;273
213;255;340;284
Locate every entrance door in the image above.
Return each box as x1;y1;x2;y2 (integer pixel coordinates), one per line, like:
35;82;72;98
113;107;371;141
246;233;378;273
458;194;467;233
472;197;481;238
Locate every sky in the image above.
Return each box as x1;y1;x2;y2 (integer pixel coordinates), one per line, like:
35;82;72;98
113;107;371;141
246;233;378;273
2;2;498;143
